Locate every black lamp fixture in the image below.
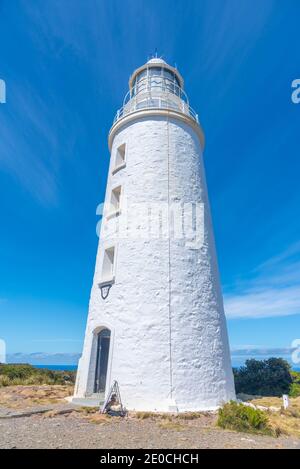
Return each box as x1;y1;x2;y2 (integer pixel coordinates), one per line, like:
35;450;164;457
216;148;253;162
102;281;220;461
99;283;112;300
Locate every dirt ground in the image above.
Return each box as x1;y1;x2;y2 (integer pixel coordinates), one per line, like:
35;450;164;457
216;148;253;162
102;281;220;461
0;386;299;449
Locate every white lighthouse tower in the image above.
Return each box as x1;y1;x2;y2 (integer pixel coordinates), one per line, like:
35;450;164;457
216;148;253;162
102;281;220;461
73;58;235;411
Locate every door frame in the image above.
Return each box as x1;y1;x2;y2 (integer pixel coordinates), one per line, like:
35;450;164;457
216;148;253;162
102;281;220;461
90;324;114;397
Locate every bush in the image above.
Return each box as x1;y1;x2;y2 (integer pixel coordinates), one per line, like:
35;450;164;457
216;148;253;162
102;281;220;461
0;375;11;386
0;363;76;387
0;364;34;380
234;358;293;396
217;401;274;436
289;371;300;397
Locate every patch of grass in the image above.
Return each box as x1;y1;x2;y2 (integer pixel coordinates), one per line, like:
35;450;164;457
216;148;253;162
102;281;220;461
158;413;173;420
134;411;182;421
250;395;300;438
0;384;74;409
284;407;300;418
135;411;156;420
32;397;62;405
158;421;186;431
252;395;300;412
77;406;99;414
42;410;58;419
179;412;202;420
268;411;300;438
217;401;275;436
88;414;113;425
134;411;203;421
250;396;282;408
0;375;11;387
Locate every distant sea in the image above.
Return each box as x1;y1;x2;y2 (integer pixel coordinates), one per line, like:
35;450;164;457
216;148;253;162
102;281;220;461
34;365;77;371
33;361;300;372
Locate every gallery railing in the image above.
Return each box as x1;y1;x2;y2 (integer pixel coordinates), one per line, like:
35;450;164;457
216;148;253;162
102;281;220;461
113;76;199;125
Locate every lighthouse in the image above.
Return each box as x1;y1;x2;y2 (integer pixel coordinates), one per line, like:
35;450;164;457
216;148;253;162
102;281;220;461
73;58;236;411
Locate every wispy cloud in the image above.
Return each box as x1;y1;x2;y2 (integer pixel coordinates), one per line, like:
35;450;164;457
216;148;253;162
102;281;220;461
30;339;82;343
224;241;300;319
225;286;300;319
1;1;163;206
200;0;274;78
0;2;102;206
0;81;61;205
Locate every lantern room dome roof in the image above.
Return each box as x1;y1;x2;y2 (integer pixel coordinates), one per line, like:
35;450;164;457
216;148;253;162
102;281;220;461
147;58;167;65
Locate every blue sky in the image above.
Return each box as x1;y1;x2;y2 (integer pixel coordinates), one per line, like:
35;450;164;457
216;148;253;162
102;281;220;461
0;0;299;357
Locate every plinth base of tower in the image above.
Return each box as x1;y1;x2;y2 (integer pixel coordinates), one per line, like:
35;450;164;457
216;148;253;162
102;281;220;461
69;394;229;412
68;393;105;408
111;397;229;413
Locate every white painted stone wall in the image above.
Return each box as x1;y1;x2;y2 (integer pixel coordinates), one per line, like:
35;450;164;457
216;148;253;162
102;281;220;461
74;114;236;411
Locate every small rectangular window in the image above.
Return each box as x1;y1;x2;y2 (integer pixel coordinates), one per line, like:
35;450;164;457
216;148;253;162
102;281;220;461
113;143;126;173
101;246;115;282
107;185;121;218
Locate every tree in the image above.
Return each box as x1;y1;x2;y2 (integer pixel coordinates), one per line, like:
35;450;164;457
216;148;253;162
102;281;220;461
234;358;293;396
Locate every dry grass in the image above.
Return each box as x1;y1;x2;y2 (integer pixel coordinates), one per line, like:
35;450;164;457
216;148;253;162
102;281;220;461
179;412;203;420
133;411;174;420
270;413;300;438
76;406;99;414
158;421;186;431
0;385;74;409
88;414;114;425
252;396;300;409
134;411;156;420
42;410;60;419
251;396;300;438
133;411;203;421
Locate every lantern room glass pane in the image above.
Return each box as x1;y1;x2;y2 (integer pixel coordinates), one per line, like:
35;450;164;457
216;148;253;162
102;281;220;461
132;66;180;97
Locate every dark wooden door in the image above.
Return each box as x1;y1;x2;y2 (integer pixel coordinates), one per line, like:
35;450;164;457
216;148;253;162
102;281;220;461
94;329;111;393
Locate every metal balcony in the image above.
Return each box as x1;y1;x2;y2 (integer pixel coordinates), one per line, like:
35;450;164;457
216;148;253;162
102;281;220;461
112;76;199;125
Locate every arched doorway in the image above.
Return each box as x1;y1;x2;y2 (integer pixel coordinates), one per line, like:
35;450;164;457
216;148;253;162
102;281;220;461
94;328;111;393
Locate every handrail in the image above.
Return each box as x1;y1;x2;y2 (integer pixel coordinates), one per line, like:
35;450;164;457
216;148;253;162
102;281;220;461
113;96;199;125
112;74;199;126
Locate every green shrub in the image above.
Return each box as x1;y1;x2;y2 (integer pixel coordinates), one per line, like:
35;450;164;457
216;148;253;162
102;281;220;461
217;401;274;436
234;358;293;396
289;371;300;397
0;364;35;380
0;364;76;387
